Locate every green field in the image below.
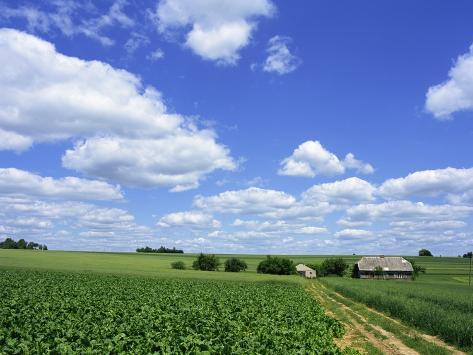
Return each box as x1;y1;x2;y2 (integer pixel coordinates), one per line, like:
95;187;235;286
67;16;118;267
1;250;472;354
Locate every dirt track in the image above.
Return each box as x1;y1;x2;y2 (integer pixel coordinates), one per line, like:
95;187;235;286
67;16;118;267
308;282;466;355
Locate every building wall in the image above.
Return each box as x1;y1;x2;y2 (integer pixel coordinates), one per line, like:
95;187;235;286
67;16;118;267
359;271;412;279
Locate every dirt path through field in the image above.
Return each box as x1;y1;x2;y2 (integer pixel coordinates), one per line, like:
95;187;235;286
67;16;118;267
308;283;418;354
308;282;466;355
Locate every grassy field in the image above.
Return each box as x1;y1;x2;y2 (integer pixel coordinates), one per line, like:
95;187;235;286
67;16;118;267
1;250;472;354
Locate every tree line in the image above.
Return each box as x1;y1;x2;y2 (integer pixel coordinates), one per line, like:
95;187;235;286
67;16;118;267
0;237;47;250
136;246;184;254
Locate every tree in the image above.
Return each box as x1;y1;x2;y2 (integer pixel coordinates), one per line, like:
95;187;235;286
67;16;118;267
17;239;27;249
318;258;349;277
171;261;186;270
407;259;426;280
0;238;18;249
192;253;220;271
419;249;433;257
136;246;184;253
224;257;247;272
463;252;473;258
257;256;296;275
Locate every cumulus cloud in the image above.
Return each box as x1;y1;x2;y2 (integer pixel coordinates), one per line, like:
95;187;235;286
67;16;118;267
0;168;123;201
345;201;473;223
389;220;466;232
302;177;376;205
158;211;220;228
0;196;153;250
0;29;235;190
263;35;301;75
426;44;473;119
278;140;374;178
193;187;295;214
62;134;235;191
232;218;327;234
335;229;373;238
155;0;275;64
378;167;473;203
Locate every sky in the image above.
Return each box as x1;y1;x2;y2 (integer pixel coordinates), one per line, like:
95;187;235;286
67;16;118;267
0;0;473;255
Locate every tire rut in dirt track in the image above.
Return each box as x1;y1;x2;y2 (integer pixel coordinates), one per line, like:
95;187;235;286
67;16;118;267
309;283;419;355
314;282;466;355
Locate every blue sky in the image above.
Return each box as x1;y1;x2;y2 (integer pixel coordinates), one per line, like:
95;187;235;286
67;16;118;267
0;0;473;255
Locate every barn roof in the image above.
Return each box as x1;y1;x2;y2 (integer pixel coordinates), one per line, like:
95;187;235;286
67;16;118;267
296;264;315;272
357;257;413;272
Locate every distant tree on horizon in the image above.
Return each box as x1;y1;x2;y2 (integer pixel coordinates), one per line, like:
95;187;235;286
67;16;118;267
419;249;433;257
0;237;47;250
136;246;184;254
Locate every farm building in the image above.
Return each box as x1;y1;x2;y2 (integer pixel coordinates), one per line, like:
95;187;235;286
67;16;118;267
353;256;413;279
296;264;316;278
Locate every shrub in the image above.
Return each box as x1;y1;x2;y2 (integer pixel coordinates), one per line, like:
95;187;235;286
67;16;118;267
192;253;220;271
171;261;186;270
318;258;349;277
407;259;426;280
257;256;296;275
224;258;248;272
418;249;433;257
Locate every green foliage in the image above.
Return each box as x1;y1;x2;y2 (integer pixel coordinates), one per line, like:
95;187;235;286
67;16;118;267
318;258;349;277
192;253;220;271
224;257;247;272
463;252;472;258
418;249;433;257
406;259;426;280
256;256;296;275
170;261;186;270
321;277;473;350
136;246;183;253
0;269;345;353
0;237;46;250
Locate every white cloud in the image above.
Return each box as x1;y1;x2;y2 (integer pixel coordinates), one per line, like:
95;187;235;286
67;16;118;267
426;44;473;119
158;211;220;228
62;134;235;190
389;220;466;232
148;48;165;61
124;32;150;54
335;229;373;238
263;35;301;75
0;196;153;250
0;168;123;201
345;200;473;223
342;153;375;174
302;177;376;205
0;1;134;46
378;167;473;204
193;187;295;214
0;29;235;190
232;218;327;234
155;0;275;65
279;140;373;178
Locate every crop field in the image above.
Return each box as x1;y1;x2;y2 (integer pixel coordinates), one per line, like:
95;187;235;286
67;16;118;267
0;267;349;354
1;250;472;354
320;277;473;351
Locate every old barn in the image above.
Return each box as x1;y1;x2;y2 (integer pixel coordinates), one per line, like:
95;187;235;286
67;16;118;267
353;256;413;279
